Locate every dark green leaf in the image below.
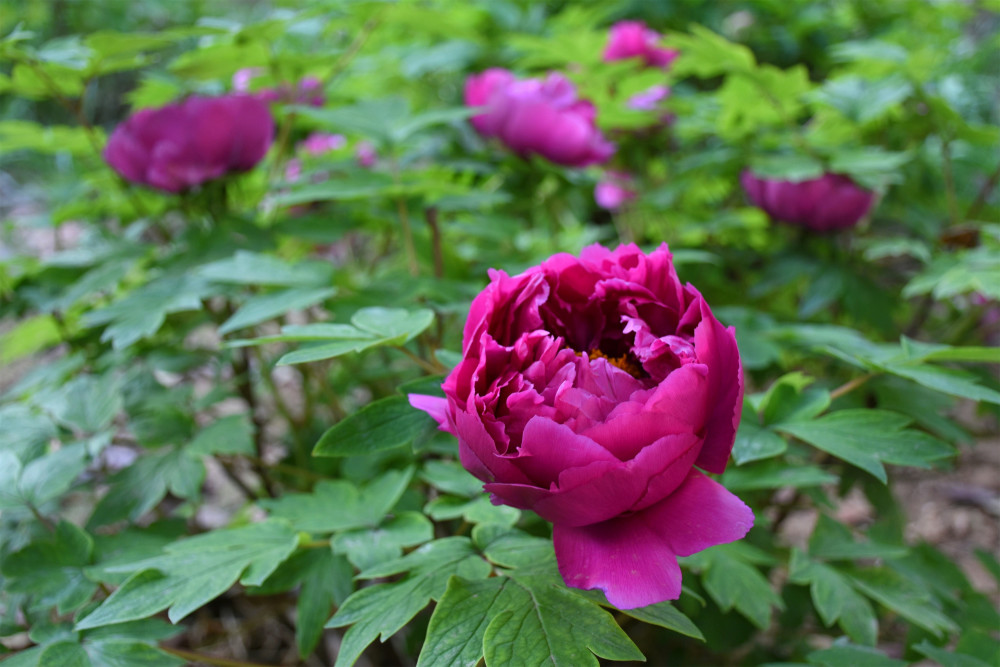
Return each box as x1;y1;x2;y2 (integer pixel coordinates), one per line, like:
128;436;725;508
807;643;906;667
722;460;838;491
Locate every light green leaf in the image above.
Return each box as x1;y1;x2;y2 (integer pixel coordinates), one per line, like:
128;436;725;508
197;251;334;287
260;468;414;533
186;414;254;457
618;600;704;641
732;420;787;464
482;571;645;667
327;538;492;667
722;460;838;491
77;521;298;627
350;307;435;345
424;494;520;527
332;511;433;570
218;287;336;334
776;410;953;483
420;460;483;497
313;396;434;457
38;641;89;667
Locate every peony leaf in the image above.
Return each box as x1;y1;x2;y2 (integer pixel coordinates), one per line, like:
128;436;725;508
788;549;878;646
327;538;491;667
76;521;298;628
260;468;414;533
807;643;907;667
313;396;434;457
218;287;336;334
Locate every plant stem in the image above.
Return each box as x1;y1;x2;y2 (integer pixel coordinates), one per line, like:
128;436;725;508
159;647;278;667
940;137;960;227
28;504;56;533
966;161;1000;221
394;193;420;277
829;373;876;401
424;207;444;279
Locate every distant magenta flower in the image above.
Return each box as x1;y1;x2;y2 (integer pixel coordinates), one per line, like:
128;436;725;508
604;20;678;69
740;171;876;232
464;69;615;168
627;84;671;111
300;132;346;156
594;171;636;210
355;141;377;168
410;244;752;609
104;94;274;193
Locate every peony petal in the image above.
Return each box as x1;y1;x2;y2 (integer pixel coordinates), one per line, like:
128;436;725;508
691;300;743;474
512;417;619;487
408;394;450;431
453;408;532;485
553;470;754;609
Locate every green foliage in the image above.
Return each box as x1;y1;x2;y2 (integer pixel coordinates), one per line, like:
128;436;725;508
1;0;998;665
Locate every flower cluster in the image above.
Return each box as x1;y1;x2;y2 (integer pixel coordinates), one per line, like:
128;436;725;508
411;244;753;609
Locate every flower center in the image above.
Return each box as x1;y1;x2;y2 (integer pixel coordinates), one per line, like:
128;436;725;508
588;348;645;379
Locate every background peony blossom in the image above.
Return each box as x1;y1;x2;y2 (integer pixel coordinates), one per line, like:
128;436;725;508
232;69;325;107
103;94;274;193
299;132;346;156
594;171;637;210
410;244;752;609
355;141;377;168
741;170;876;232
604;20;679;69
464;69;615;168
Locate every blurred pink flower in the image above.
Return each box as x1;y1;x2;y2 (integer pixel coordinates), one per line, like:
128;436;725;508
104;94;274;193
356;141;377;168
285;158;303;183
627;84;671;111
300;132;346;156
594;171;636;210
465;69;615;168
604;21;678;69
232;69;325;107
740;171;876;232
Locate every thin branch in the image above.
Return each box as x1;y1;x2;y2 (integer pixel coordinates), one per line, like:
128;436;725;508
424;206;444;279
940;137;960;227
829;373;876;401
966;161;1000;221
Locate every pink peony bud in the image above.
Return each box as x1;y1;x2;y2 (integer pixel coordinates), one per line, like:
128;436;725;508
604;20;679;69
740;171;876;232
594;171;637;210
464;69;615;168
627;84;671;111
103;94;274;193
409;243;751;609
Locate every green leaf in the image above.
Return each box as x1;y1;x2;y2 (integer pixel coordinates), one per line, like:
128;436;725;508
296;550;354;658
48;373;123;433
788;550;878;646
218;287;337;334
482;571;644;667
260;468;414;533
618;600;704;641
196;251;334;287
332;511;433;570
186;414;255;456
17;441;90;506
914;640;994;667
313;396;433;457
807;643;907;667
425;494;521;527
0;314;62;364
418;576;516;667
776;410;954;483
759;374;831;426
327;538;492;667
3;521;96;615
420;460;483;497
270;307;434;365
473;524;556;571
732;420;787;464
80;274;211;350
77;521;298;627
808;515;908;561
722;460;838;491
877;362;1000;405
848;566;959;636
38;641;89;667
682;543;783;629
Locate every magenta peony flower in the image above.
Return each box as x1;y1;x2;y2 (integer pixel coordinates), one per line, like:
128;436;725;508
103;95;274;193
464;69;615;168
604;20;679;69
594;171;637;210
410;244;752;609
740;171;876;232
